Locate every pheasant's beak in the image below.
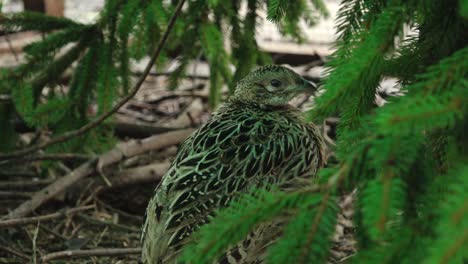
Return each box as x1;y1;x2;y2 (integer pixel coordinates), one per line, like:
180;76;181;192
296;77;317;94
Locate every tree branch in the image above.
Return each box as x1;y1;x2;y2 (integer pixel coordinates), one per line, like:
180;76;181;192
0;0;187;161
3;129;192;219
0;205;94;228
40;247;141;263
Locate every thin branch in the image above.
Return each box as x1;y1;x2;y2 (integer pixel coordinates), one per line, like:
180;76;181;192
0;245;30;260
76;213;139;233
5;129;191;219
4;34;20;62
4;159;98;219
0;179;53;190
0;191;32;199
0;0;187;161
40;247;141;263
0;205;94;228
133;71;210;80
0;153;92;166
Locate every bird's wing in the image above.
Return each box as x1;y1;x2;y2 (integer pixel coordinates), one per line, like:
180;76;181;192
142;106;323;262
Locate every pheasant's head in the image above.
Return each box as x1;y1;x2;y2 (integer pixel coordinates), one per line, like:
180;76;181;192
230;65;317;106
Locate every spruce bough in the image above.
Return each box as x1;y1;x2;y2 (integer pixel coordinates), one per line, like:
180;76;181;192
182;1;468;263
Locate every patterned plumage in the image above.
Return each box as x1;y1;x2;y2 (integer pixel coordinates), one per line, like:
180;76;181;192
141;65;325;264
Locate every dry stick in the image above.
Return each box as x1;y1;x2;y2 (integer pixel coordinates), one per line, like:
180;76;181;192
4;34;20;62
0;205;94;228
4;159;97;219
0;153;92;166
40;247;141;263
0;191;32;199
0;179;53;190
0;245;30;261
0;0;187;161
5;129;193;219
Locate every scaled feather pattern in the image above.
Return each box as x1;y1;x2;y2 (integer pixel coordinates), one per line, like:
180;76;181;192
142;65;324;264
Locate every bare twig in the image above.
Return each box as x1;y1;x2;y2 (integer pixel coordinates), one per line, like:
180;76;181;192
0;191;32;199
40;247;141;263
32;222;40;264
0;0;187;161
5;128;191;219
39;225;68;241
76;213;139;233
0;179;53;190
133;70;210;80
0;153;92;166
0;245;30;260
4;160;98;219
0;205;94;228
95;198;143;222
4;34;19;62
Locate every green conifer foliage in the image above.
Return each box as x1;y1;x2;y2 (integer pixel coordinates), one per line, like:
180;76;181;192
182;0;468;263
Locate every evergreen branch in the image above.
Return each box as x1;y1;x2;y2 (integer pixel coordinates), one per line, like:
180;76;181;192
376;47;468;135
360;176;406;241
68;39;102;117
25;98;71;127
23;25;94;59
310;0;329;18
183;163;348;263
308;6;405;122
200;23;232;107
30;37;91;103
334;0;363;43
267;192;337;264
12;37;92;128
98;0;124;28
266;0;289;22
423;164;468;264
231;0;258;91
299;192;336;263
0;11;83;32
96;41;119;114
117;0;142;92
181;188;325;263
461;0;468;18
0;0;187;161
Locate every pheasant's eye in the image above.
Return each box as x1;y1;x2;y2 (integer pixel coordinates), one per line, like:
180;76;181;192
270;79;282;87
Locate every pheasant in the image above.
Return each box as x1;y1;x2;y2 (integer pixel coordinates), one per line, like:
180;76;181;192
141;65;325;264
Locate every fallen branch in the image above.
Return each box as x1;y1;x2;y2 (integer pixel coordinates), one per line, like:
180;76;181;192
4;129;192;219
0;191;32;199
0;0;187;161
0;153;92;166
0;245;30;261
40;247;141;263
4;160;97;219
97;128;193;170
104;162;170;188
0;179;54;190
0;205;94;228
76;213;139;233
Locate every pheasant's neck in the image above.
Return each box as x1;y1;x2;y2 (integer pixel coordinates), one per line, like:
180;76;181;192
218;100;304;121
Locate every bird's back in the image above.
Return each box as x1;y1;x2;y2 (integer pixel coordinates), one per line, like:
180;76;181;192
142;101;324;263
